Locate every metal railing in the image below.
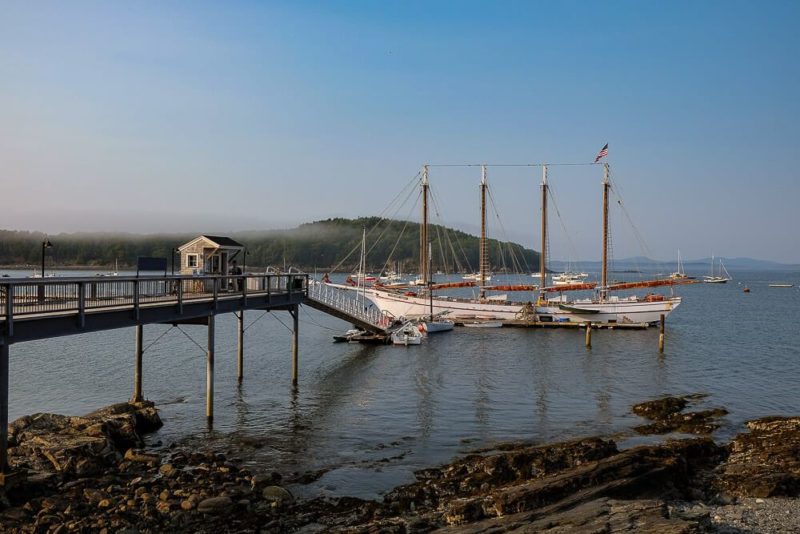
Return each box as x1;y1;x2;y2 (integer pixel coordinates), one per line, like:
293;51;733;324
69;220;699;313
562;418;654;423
307;281;392;331
0;273;308;321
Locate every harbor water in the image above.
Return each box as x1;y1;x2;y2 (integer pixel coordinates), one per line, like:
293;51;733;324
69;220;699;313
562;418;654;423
5;269;800;499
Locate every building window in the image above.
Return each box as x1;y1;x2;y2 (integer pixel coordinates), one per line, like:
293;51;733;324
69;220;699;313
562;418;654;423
187;254;198;268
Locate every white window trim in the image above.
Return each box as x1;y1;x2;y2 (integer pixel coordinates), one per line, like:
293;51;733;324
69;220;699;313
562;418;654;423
187;254;199;268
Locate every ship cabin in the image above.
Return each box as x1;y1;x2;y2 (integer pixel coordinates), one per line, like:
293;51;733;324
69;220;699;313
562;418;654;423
177;235;245;276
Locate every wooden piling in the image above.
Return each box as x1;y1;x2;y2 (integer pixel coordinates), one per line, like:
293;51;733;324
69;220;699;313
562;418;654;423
585;322;592;348
206;315;215;422
291;306;299;386
237;311;244;383
0;343;9;473
659;314;665;353
131;325;143;403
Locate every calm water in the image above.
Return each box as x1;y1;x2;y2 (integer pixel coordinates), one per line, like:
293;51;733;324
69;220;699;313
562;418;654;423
5;269;800;499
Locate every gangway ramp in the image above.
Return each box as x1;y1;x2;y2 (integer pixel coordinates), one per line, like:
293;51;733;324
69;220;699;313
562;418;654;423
305;282;391;334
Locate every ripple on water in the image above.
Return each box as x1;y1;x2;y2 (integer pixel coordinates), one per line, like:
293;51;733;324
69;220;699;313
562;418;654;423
8;270;800;497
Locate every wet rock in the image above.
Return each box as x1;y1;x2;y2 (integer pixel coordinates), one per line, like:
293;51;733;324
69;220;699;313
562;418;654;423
633;396;689;419
714;416;800;498
197;496;233;514
632;395;728;435
262;485;293;505
634;409;729;435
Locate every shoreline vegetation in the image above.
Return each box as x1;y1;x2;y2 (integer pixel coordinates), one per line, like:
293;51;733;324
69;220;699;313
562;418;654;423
2;395;799;532
0;218;538;274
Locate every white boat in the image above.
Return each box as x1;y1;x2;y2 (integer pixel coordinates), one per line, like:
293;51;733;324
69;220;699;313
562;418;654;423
462;273;492;282
703;255;731;283
769;283;794;288
463;320;503;328
669;250;690;280
329;162;682;326
423;319;455;333
391;322;423;345
552;272;589;286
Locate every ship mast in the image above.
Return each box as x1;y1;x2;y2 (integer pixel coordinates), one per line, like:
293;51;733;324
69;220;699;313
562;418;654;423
479;164;488;301
600;163;610;301
540;165;548;288
420;165;429;285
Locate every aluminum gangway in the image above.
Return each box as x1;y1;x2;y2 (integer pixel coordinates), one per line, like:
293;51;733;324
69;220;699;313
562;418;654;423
305;281;392;334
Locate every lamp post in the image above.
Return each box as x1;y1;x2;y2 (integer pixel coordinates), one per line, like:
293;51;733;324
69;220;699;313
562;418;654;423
41;239;53;278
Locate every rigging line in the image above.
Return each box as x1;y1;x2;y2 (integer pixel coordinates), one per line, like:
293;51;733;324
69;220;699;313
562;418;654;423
175;325;208;355
486;186;530;277
379;197;419;276
427;186;458;274
329;171;421;274
610;186;655;262
242;310;270;333
141;325;176;354
547;186;581;271
364;172;422;242
269;311;294;332
365;185;421;264
300;306;341;332
428;162;601;168
429;185;473;273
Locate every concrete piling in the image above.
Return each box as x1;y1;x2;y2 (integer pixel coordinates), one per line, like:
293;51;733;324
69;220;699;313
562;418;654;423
585;322;592;348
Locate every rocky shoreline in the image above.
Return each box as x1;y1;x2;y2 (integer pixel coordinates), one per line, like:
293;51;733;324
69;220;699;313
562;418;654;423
1;396;799;533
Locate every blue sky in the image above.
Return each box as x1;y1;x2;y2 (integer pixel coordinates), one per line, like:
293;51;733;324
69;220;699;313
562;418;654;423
2;1;799;262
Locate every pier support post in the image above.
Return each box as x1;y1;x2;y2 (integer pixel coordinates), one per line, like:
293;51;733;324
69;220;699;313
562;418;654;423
585;322;592;349
0;343;9;473
237;312;244;383
659;314;665;353
131;325;144;403
291;306;299;386
207;315;215;423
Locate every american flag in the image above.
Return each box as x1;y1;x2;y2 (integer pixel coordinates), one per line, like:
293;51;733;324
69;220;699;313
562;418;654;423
594;143;608;163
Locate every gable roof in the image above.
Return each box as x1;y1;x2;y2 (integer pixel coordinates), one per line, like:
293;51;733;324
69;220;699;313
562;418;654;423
202;235;244;248
178;235;245;251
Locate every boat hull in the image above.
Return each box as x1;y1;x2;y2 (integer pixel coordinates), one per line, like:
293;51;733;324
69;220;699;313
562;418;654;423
332;284;681;325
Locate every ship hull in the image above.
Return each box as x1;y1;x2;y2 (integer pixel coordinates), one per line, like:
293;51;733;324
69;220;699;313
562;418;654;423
330;284;681;325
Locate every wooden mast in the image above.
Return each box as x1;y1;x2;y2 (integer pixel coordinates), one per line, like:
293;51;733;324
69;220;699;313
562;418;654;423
420;165;429;285
600;163;610;300
480;165;487;301
540;165;548;288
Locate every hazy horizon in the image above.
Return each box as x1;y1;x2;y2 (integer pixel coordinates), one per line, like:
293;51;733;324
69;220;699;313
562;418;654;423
2;2;799;263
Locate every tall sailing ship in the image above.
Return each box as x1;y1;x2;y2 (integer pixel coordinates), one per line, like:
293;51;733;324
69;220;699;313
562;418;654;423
325;161;684;325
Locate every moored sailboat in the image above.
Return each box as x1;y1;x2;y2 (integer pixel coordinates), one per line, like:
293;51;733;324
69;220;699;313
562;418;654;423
326;159;684;325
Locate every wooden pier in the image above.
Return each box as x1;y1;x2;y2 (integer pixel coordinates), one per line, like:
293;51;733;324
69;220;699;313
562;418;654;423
0;272;308;478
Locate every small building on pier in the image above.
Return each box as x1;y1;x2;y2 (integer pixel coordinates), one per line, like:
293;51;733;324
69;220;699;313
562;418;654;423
178;235;244;275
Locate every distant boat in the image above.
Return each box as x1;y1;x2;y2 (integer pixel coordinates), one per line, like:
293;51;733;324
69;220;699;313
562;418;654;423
768;283;794;288
670;250;693;280
462;272;492;282
704;255;731;284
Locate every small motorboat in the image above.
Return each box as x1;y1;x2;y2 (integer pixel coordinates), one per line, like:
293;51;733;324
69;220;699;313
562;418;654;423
391;322;423;345
333;328;365;342
422;319;454;333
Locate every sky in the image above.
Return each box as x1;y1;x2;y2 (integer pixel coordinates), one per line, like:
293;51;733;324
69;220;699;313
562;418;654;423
2;1;799;263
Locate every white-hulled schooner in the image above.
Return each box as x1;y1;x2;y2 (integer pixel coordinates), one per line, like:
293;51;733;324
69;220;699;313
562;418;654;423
326;161;684;325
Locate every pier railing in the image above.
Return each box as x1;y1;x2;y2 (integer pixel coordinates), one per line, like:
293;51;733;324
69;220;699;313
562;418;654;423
306;281;393;332
0;273;308;321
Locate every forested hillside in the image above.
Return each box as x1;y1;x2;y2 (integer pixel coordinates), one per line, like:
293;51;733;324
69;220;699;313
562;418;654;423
0;218;540;273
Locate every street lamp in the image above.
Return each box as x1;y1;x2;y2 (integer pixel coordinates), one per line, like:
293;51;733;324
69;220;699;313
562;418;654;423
41;239;53;278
